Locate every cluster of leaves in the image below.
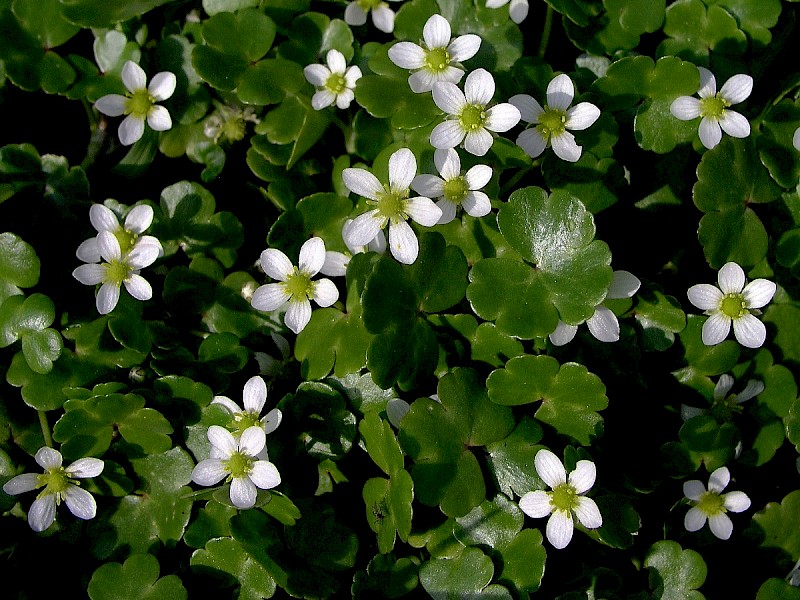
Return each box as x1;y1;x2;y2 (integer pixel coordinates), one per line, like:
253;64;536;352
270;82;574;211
1;0;800;599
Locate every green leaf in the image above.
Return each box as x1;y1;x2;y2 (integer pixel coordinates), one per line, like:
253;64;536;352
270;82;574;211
0;293;62;373
656;0;747;63
750;489;800;559
352;553;419;599
359;411;404;476
453;494;524;550
286;381;357;461
202;0;260;16
487;354;608;445
285;498;359;571
756;578;800;600
407;232;468;313
758;99;800;189
706;0;782;46
677;415;739;472
183;500;236;549
644;540;707;600
419;547;512;600
763;304;800;364
190;538;276;600
363;472;414;554
486;416;545;498
59;0;174;27
12;0;79;48
497;528;546;594
677;315;741;376
0;232;39;288
88;553;187;600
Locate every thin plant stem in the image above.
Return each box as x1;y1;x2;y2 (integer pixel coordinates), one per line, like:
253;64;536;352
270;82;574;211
538;4;554;58
38;410;53;448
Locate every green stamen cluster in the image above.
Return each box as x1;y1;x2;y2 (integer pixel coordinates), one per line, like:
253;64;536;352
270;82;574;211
126;89;156;119
114;228;137;254
710;393;744;422
283;268;314;302
459;104;487;131
443;176;468;203
36;467;72;504
696;490;725;515
105;259;132;285
325;73;347;95
233;411;262;435
357;0;382;8
720;293;748;319
373;187;409;223
699;94;730;119
538;108;567;138
550;482;579;512
224;451;254;479
424;47;451;73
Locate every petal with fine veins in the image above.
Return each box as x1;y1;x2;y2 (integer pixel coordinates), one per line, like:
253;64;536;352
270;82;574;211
546;74;574;111
388;220;419;264
342;168;383;200
148;71;176;101
407;196;443;226
388;148;417;192
299;237;326;276
260;248;294;281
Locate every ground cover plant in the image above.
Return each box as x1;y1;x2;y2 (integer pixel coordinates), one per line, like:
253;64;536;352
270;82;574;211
1;0;800;598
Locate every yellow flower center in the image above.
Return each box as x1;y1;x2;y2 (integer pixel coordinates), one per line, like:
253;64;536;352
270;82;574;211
282;268;314;302
699;94;730;120
357;0;383;11
372;187;409;223
696;490;725;515
104;259;132;285
459;104;487;131
36;466;75;505
114;228;138;255
233;410;263;436
126;89;156;119
443;176;468;204
720;293;748;319
538;107;567;138
550;482;579;512
223;451;254;479
424;47;451;73
325;73;347;95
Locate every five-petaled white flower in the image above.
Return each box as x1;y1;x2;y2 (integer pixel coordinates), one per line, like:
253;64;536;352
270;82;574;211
670;66;753;150
681;373;764;422
549;270;641;346
72;230;161;315
518;449;602;549
94;60;176;146
411;148;492;224
320;219;387;277
430;68;521;157
687;261;776;348
344;0;402;33
250;237;339;334
683;466;750;540
211;375;282;452
304;49;362;110
342;148;442;264
510;74;601;163
3;447;104;532
191;425;281;509
388;14;481;93
485;0;529;24
76;203;163;265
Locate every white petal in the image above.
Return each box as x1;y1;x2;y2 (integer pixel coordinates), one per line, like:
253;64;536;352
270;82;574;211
344;2;367;26
586;306;620;342
210;395;241;414
239;426;267;456
435;147;461;180
251;283;290;312
519;490;554;518
147;105;172;132
371;5;395;33
742;279;776;309
552;130;582;162
547;74;575;111
681;405;706;420
367;230;387;253
735;379;764;403
123;274;152;301
320;251;349;277
73;263;106;286
126;243;159;270
89;204;119;234
568;460;596;494
509;0;529;23
423;14;451;48
732;314;767;348
304;64;331;86
192;458;228;485
687;283;724;310
388;220;420;264
517;128;548;159
707;467;730;493
411;174;446;197
76;238;101;263
285;300;312;334
462;191;491;218
342;168;383;200
3;473;41;495
464;164;492;190
464;68;494;106
243;376;267;413
312;90;335;110
260;248;294;281
546;510;574;549
484;103;521;132
124;204;154;233
670;97;702;121
29;496;56;532
566;102;600;131
549;321;578;346
607;270;641;299
65;457;104;479
723;491;751;513
436;199;458;224
697;66;716;98
249;461;281;489
148;71;176;101
118;115;145;146
121;60;146;92
509;93;544;124
535;449;566;488
718;110;750;139
388;148;417;192
573;496;602;529
263;408;282;435
794;126;800;151
708;512;733;540
430;120;466;150
299;237;326;276
96;282;121;315
718;262;745;294
447;34;481;62
326;49;346;74
64;486;97;520
684;506;707;532
208;425;237;454
719;74;753;104
683;479;706;501
345;210;384;247
702;313;732;345
388;42;426;69
714;374;735;400
386;398;411;429
486;0;510;6
408;70;438;93
464;128;493;156
698;117;722;150
432;81;466;115
406;196;443;226
94;94;128;117
230;477;257;509
312;278;339;307
336;88;355;108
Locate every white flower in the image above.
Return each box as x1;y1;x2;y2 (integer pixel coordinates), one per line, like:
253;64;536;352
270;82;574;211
320;219;387;277
211;375;282;451
204;101;260;144
72;230;161;315
94;60;176;146
510;74;601;163
303;49;362;110
687;261;776;348
411;148;492;224
518;449;602;549
344;0;402;33
250;237;339;334
342;148;442;264
549;270;641;346
430;68;521;157
670;66;752;150
485;0;529;24
683;466;750;540
388;14;481;93
681;373;764;421
76;203;163;264
191;425;281;509
3;447;104;532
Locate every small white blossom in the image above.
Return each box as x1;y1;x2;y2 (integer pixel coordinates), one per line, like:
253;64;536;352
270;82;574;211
342;148;442;264
251;237;339;334
518;449;602;549
303;49;362;110
3;447;104;532
76;203;163;264
549;270;640;346
211;376;282;452
344;0;402;33
670;66;752;150
388;14;481;93
191;425;281;509
485;0;529;24
72;230;161;315
204;101;260;144
320;219;387;277
683;466;750;540
94;60;176;146
687;261;776;348
510;74;601;163
681;374;764;421
411;148;492;224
